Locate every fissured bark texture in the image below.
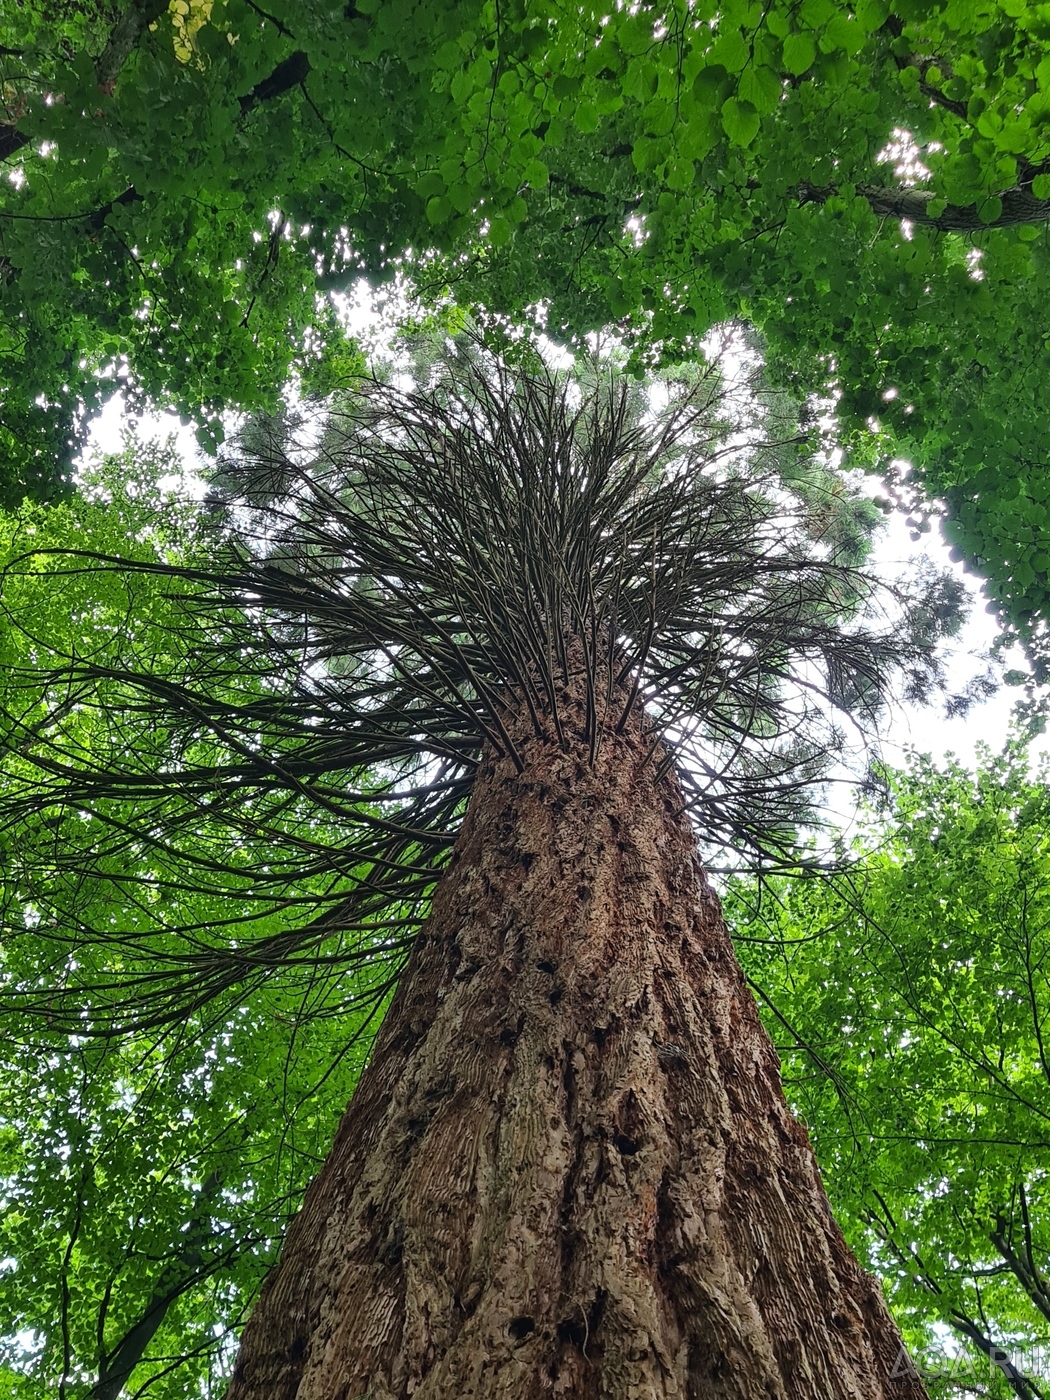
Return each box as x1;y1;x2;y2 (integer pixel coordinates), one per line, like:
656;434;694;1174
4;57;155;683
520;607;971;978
226;712;926;1400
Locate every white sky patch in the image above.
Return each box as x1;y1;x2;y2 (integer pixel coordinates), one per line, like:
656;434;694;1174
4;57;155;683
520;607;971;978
81;392;206;497
869;504;1037;769
877;127;940;187
330;275;419;362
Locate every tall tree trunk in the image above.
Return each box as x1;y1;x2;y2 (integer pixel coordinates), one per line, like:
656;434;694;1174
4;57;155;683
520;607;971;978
226;699;926;1400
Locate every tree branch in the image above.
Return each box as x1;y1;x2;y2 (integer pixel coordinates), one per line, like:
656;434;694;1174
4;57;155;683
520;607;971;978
95;0;169;93
990;1198;1050;1327
0;124;28;162
87;184;143;232
800;181;1050;232
238;50;311;114
877;17;970;121
90;1173;231;1400
949;1312;1045;1400
2;0;165;163
897;53;969;121
241;0;295;38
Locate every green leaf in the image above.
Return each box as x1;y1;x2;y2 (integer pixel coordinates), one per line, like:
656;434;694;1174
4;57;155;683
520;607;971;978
738;65;782;113
643;98;676;136
709;29;750;73
855;0;889;30
692;63;731;107
721;96;760;146
449;69;473;103
434;39;461;69
800;0;836;27
615;13;655;56
821;14;865;55
415;172;445;199
426;195;452;224
487;214;512;245
448;181;475;214
782;32;817;75
621;58;655;102
523;157;549;187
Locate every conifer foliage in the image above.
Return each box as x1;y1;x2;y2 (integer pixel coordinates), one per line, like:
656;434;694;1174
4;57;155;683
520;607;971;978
0;345;962;1039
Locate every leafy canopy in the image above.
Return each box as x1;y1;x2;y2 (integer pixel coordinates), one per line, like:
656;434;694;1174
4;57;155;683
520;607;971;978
0;467;370;1400
729;746;1050;1399
3;0;1050;641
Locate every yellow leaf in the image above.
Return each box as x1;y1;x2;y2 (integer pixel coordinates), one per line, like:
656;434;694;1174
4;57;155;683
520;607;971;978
168;0;216;65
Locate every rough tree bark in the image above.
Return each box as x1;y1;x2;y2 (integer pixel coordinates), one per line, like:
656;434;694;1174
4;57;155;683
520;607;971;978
226;691;927;1400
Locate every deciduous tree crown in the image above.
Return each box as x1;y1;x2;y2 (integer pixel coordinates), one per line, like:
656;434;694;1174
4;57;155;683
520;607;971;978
2;0;1050;644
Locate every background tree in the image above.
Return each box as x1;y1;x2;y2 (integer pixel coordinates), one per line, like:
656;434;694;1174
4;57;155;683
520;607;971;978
1;344;964;1395
728;747;1050;1400
2;0;1050;651
0;461;374;1399
0;982;367;1400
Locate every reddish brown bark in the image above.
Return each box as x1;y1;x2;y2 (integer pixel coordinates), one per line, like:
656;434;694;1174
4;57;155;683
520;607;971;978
226;699;927;1400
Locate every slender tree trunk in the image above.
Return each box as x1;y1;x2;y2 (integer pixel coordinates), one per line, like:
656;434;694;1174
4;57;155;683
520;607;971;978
226;697;927;1399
